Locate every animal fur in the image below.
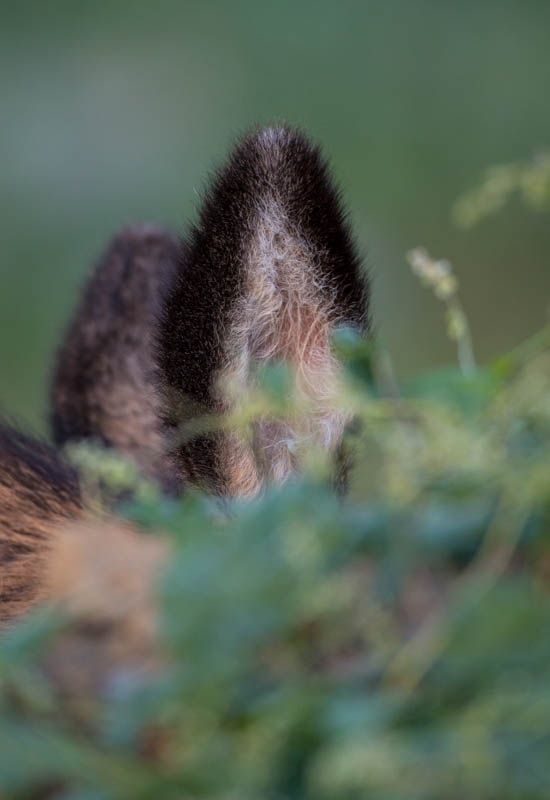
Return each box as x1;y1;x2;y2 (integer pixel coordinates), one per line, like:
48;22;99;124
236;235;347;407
51;223;181;492
0;124;369;626
158;125;368;496
42;516;166;695
0;423;82;625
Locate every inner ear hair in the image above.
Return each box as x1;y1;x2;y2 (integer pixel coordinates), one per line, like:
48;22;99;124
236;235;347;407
158;125;369;497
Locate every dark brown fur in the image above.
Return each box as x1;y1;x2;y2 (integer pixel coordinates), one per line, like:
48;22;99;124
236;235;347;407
51;223;181;491
0;423;82;625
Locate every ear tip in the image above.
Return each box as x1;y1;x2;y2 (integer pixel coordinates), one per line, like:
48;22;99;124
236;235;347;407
242;122;309;145
231;123;322;169
102;223;182;262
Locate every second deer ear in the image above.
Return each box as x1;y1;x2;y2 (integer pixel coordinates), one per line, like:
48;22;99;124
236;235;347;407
50;224;181;493
157;125;369;497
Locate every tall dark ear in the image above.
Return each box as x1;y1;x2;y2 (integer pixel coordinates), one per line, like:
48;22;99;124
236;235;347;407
0;422;81;625
157;126;369;496
50;224;181;491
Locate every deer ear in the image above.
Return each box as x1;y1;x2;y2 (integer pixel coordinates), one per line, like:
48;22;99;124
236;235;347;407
50;224;181;492
157;125;369;497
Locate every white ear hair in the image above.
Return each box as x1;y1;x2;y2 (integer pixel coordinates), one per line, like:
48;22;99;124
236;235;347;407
227;193;349;486
158;125;368;497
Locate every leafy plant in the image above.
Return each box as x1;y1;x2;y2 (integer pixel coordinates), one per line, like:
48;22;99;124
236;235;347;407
2;168;550;799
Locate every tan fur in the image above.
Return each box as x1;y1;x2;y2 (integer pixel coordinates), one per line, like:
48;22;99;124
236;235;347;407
220;434;262;498
41;516;166;694
0;457;81;626
221;196;348;493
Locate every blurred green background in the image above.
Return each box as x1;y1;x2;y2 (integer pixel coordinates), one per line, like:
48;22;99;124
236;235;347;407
1;0;550;430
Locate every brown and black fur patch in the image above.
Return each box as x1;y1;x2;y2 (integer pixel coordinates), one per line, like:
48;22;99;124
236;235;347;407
51;223;181;491
158;125;369;496
0;423;82;625
1;126;369;625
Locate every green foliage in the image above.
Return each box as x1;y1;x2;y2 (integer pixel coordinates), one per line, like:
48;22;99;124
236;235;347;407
453;153;550;228
3;323;550;799
3;187;550;797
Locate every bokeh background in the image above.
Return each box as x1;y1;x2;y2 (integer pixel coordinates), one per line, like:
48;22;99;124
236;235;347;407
1;0;550;430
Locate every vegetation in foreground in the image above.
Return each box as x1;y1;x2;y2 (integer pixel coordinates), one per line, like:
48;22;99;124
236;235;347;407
2;161;550;799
